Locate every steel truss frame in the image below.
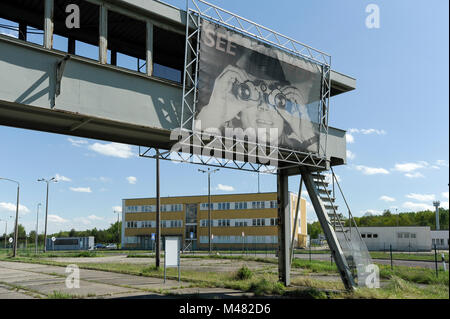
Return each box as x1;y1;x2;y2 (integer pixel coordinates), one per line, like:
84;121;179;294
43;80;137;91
142;0;332;173
139;128;329;174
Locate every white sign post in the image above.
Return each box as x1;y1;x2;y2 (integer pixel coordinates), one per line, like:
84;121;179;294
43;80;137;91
51;237;56;251
164;236;180;283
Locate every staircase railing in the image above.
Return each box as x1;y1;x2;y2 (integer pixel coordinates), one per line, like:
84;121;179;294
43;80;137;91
313;168;374;287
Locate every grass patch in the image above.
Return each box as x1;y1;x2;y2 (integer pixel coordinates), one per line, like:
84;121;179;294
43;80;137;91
235;265;253;280
286;287;329;299
291;258;338;273
47;291;81;299
379;264;449;286
248;277;285;296
371;252;449;262
127;254;154;258
335;276;449;299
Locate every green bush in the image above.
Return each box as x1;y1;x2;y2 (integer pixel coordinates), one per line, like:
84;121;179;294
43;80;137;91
236;265;253;280
249;278;285;296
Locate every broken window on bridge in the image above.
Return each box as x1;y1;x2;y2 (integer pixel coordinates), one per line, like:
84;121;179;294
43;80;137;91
53;0;99;61
153;26;185;83
107;10;146;73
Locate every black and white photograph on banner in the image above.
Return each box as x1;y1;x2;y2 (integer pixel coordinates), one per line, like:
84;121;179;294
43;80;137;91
195;19;323;154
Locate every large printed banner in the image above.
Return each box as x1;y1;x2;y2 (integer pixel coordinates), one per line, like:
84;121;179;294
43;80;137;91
195;19;323;154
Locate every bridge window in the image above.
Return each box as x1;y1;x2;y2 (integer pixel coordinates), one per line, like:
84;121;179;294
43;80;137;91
153;26;185;83
0;0;44;45
1;0;186;83
53;0;100;60
107;10;146;73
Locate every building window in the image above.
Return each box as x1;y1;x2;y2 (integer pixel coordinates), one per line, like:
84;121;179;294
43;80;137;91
373;234;378;238
362;234;366;238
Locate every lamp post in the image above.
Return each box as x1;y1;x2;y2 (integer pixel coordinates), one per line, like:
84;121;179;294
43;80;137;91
37;177;57;253
35;203;42;254
0;178;20;257
114;210;120;249
198;168;219;253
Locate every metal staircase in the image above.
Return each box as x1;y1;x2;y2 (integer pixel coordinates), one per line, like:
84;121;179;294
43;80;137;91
301;167;375;289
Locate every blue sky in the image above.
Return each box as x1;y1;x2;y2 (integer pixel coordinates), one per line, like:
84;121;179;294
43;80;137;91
0;0;448;234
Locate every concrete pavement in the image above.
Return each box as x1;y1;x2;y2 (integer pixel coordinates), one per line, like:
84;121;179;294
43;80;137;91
0;260;251;299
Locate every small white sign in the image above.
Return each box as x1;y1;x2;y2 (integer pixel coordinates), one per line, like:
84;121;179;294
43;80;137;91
8;238;13;243
242;232;245;237
165;237;179;267
51;237;56;242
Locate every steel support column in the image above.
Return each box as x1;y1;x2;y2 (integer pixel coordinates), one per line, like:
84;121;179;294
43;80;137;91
155;150;161;268
99;5;108;64
146;21;154;76
44;0;54;49
277;169;291;286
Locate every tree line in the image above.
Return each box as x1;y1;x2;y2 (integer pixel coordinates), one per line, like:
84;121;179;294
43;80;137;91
308;209;449;239
1;222;122;245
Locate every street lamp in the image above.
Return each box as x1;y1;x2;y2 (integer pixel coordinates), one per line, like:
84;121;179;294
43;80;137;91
0;178;20;257
35;203;42;254
37;177;57;253
198;168;219;254
113;210;121;248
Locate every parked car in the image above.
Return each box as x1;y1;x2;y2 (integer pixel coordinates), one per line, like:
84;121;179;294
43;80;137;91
105;243;118;250
95;243;106;250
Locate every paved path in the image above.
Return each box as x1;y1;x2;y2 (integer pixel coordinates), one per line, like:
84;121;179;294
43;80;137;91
0;260;251;299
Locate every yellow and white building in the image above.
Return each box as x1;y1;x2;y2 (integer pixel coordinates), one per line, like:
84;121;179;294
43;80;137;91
122;192;307;250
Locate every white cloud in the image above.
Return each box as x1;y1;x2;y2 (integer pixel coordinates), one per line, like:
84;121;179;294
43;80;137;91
346;133;355;144
48;214;68;223
68;138;88;147
346;150;356;160
436;160;449;168
443;192;449;200
112;206;122;213
73;217;92;226
380;195;396;202
441;202;449;209
88;142;134;159
362;209;383;217
0;202;30;215
126;176;137;185
87;215;104;221
393;161;429;173
405;193;436;202
355;165;390;175
216;184;235;192
69;187;92;193
404;172;425;179
55;174;72;182
349;128;387;135
402;202;434;212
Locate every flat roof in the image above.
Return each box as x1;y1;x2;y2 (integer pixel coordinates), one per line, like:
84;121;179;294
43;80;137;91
123;192;277;201
123;191;302;202
111;0;356;96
